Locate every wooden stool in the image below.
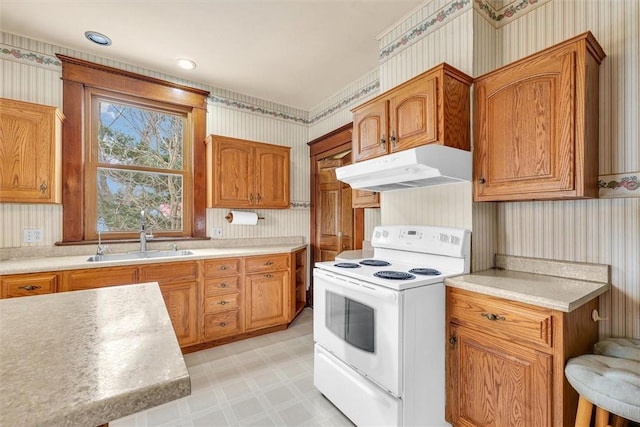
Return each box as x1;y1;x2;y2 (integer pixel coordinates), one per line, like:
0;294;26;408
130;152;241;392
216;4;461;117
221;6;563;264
565;354;640;427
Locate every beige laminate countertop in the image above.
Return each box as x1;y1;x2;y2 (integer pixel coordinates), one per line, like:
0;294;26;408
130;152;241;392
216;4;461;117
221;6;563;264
0;282;190;427
445;254;611;312
0;244;307;275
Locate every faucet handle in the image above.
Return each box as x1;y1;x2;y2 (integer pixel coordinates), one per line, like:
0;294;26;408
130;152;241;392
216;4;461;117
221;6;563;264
146;227;154;239
167;243;178;251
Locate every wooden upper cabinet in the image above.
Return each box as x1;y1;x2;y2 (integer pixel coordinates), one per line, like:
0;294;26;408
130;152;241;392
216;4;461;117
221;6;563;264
0;98;64;203
351;63;472;163
473;32;606;201
352;190;379;208
205;135;290;208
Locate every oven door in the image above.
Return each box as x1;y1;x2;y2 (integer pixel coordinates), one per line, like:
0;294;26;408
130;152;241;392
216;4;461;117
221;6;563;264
313;268;402;396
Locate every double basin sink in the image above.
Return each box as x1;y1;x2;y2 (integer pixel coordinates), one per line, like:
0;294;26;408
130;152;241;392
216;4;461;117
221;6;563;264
87;250;194;262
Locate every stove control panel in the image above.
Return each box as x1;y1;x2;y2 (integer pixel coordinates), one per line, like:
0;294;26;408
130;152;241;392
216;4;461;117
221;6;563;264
372;225;470;258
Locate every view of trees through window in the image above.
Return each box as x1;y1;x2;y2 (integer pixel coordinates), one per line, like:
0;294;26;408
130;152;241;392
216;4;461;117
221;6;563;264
95;99;185;234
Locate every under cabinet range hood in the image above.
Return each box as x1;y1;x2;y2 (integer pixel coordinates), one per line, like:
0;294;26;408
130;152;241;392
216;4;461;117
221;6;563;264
336;145;472;192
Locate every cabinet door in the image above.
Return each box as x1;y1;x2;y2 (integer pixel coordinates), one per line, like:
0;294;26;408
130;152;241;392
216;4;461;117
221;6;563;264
60;266;138;291
352;100;389;162
245;270;289;331
160;281;199;347
474;46;576;200
212;137;254;207
254;144;290;208
352;189;379;208
0;98;63;203
388;74;437;153
1;272;57;298
447;324;552;427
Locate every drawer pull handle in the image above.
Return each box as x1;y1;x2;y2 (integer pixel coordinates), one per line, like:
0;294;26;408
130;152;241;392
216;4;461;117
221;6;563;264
265;261;274;266
219;266;227;270
265;274;273;278
220;322;227;327
481;312;505;321
218;300;228;305
220;283;227;288
18;285;42;291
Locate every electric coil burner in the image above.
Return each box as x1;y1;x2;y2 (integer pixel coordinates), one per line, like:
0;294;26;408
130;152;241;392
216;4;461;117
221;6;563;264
374;271;416;280
334;262;360;268
409;268;441;276
359;259;391;267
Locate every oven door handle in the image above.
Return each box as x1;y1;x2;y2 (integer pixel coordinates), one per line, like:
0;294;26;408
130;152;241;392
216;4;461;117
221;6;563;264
314;269;398;303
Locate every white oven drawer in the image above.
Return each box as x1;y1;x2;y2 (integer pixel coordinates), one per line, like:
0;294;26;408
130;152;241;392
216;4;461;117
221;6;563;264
314;344;401;427
313;268;402;396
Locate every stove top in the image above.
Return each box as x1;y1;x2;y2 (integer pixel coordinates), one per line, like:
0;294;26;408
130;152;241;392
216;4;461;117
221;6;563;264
315;225;470;291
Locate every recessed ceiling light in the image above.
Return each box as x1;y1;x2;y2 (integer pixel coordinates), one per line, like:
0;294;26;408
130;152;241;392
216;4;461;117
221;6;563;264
85;31;112;46
176;58;197;70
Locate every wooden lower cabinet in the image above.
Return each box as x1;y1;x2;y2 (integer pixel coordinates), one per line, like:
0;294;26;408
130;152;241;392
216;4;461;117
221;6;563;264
291;247;307;319
202;257;244;341
446;287;599;427
60;266;138;291
245;269;290;331
1;272;58;298
448;324;553;426
139;261;200;348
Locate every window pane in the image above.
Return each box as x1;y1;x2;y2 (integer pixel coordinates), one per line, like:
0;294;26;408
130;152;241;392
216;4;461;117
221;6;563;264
98;100;183;170
96;168;183;232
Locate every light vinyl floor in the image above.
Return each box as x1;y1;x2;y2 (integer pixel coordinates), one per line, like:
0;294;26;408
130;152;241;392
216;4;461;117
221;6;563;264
112;308;354;426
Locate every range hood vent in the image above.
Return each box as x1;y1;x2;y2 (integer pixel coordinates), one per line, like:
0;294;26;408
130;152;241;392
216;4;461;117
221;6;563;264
336;145;471;192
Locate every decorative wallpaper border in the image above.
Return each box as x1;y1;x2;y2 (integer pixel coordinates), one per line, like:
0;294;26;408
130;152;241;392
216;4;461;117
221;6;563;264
208;95;309;124
0;44;61;70
308;80;380;124
474;0;552;28
379;0;472;63
599;173;640;198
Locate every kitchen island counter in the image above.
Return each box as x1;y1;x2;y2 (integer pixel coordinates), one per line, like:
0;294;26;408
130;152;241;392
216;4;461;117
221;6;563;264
0;282;190;427
445;254;610;312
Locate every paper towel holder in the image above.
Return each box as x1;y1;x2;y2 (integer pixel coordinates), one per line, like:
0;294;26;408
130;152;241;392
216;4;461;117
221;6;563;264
225;212;265;223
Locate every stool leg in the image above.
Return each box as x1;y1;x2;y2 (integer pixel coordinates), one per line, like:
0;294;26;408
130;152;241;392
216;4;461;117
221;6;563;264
575;395;593;427
595;406;610;427
611;415;629;427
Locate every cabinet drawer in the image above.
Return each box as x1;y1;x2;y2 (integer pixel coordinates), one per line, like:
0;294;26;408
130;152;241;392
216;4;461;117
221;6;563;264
61;266;137;291
204;310;242;340
203;258;241;277
204;276;240;296
448;288;553;349
204;292;241;314
2;273;57;298
139;261;198;284
245;253;289;273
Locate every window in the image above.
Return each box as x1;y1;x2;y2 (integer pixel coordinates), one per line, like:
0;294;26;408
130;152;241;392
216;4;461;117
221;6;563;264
57;54;209;243
86;90;192;239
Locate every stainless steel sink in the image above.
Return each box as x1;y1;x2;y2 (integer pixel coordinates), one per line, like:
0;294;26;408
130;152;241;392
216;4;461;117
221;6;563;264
87;250;194;262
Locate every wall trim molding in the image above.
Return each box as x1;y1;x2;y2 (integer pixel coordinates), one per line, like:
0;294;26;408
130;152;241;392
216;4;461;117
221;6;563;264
207;95;309;125
599;173;640;198
379;0;472;63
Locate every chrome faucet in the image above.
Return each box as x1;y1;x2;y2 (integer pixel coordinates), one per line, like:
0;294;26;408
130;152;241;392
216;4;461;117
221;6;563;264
139;210;153;252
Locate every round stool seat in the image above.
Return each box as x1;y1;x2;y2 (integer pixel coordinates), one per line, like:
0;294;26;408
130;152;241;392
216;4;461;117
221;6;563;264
594;338;640;362
565;354;640;422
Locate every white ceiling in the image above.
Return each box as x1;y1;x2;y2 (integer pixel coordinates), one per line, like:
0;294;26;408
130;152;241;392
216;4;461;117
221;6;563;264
0;0;425;111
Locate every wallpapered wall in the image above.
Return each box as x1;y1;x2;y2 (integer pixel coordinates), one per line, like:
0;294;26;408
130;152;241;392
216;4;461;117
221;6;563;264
1;0;638;338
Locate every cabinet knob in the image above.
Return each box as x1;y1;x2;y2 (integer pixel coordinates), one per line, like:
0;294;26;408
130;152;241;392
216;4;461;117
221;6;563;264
265;261;274;266
478;177;486;184
265;274;273;278
219;322;227;327
257;193;262;202
220;283;227;288
219;266;227;270
449;335;457;346
18;285;41;291
390;131;396;148
380;134;386;148
218;300;228;305
249;193;254;202
481;312;505;321
39;182;48;194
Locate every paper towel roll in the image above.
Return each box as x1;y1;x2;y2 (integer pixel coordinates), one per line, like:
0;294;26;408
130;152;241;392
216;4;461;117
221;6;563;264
229;211;259;225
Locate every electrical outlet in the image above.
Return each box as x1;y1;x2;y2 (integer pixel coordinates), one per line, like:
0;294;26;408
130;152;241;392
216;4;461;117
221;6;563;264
23;228;43;243
211;227;223;238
